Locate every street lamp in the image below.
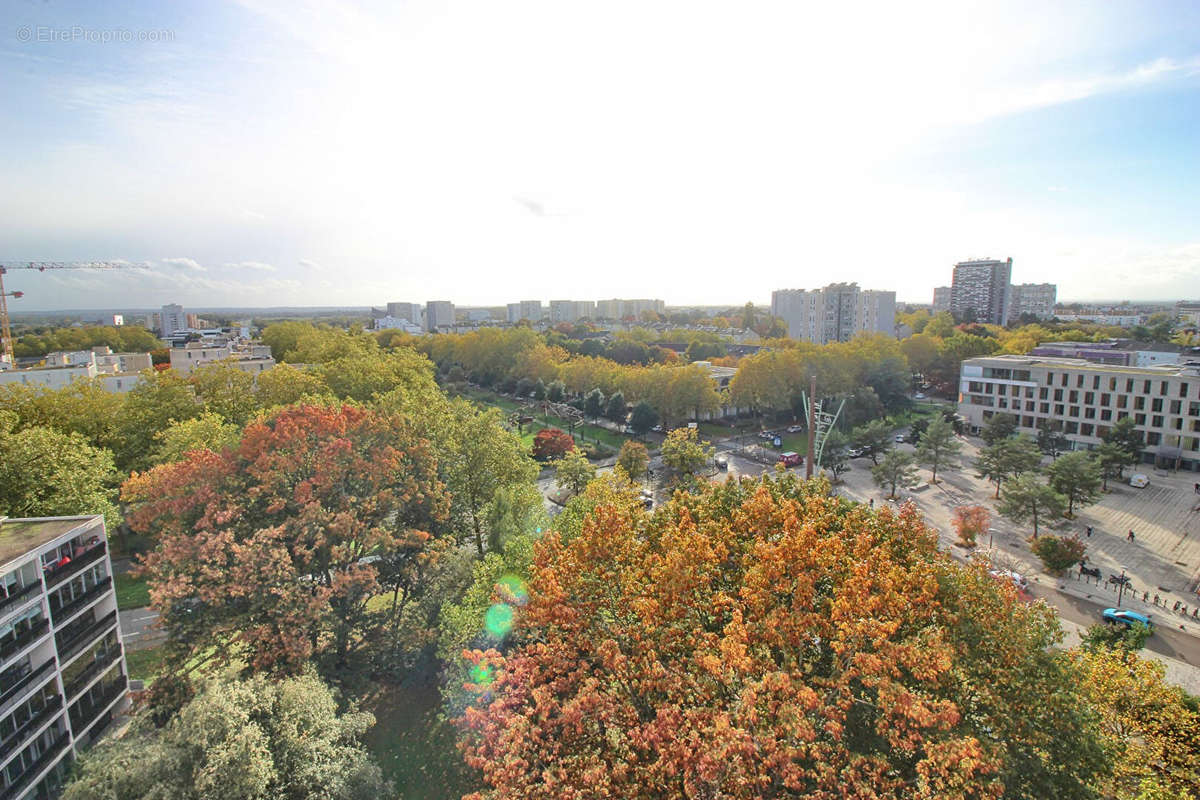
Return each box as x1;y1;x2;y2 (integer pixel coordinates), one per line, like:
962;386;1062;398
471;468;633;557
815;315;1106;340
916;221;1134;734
988;528;998;550
1116;566;1129;608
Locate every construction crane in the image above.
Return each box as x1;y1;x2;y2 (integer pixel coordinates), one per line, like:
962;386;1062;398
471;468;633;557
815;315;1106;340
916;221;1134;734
0;262;147;365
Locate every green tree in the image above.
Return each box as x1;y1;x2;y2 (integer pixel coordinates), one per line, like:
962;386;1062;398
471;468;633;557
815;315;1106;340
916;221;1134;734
1081;621;1152;654
0;379;125;454
998;472;1068;537
659;427;714;477
254;363;331;408
0;413;120;531
1101;417;1143;476
629;401;659;437
1036;422;1070;460
152;412;242;465
616;440;650;482
546;380;566;402
116;369;202;472
854;418;893;465
975;436;1043;497
981;412;1019;445
1031;534;1087;575
583;387;606;421
871;448;918;499
605;390;627;424
555;448;596;496
915;415;961;483
1048;451;1103;517
1095;441;1131;491
63;671;389;800
190;360;258;425
821;429;850;481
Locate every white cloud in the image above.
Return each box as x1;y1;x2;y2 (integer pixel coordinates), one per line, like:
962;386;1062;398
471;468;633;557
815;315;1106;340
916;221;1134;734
224;261;277;272
160;257;205;272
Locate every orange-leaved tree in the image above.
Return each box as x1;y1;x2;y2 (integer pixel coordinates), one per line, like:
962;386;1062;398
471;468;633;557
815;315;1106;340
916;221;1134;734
122;403;449;680
458;475;1107;799
952;504;990;548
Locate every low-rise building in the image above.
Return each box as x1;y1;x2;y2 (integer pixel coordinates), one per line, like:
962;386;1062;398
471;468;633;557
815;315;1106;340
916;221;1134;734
957;353;1200;470
0;347;152;392
0;514;130;798
1030;340;1195;368
373;316;423;334
168;341;275;377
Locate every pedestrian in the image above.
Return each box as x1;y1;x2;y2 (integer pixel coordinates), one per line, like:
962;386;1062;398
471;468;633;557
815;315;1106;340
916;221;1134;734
1193;608;1198;619
1086;525;1093;538
1194;482;1199;494
1128;529;1135;543
1154;593;1161;606
1143;591;1149;602
869;499;874;509
1174;601;1181;612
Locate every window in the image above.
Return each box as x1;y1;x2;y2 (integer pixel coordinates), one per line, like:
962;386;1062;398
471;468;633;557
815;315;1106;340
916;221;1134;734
1039;388;1049;400
1092;376;1100;389
1040;403;1050;413
1109;377;1117;391
1118;395;1128;409
1134;396;1145;410
1181;383;1190;398
1147;432;1161;445
1152;398;1163;413
1080;423;1094;437
1055;404;1065;416
1171;400;1182;415
1084;392;1095;405
1126;379;1134;392
1076;375;1084;388
1065;421;1079;434
1069;406;1080;418
1100;393;1110;406
1143;380;1151;393
1152;415;1164;428
1135;413;1146;425
1054;389;1064;401
1161;381;1169;396
1101;409;1112;421
1084;408;1096;419
1069;390;1079;403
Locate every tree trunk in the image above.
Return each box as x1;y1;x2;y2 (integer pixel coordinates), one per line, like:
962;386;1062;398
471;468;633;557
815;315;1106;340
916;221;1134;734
1032;506;1039;537
993;479;1001;499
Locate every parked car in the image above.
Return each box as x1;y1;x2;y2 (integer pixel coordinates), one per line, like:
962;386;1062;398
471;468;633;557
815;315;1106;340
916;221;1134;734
1129;473;1150;488
640;490;654;509
914;392;926;400
847;447;864;458
1101;608;1154;631
988;569;1029;595
651;424;664;433
779;451;802;467
894;433;907;443
786;425;803;433
715;456;728;470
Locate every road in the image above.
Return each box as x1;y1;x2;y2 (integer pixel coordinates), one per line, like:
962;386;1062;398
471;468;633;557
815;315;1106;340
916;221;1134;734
119;607;164;651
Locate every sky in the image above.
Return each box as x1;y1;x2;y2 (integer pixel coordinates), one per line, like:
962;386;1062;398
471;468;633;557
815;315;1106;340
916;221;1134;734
2;0;1199;311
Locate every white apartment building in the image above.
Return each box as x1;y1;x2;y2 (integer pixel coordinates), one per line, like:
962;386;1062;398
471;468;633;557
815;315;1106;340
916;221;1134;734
770;283;896;344
957;353;1200;470
45;347;151;374
384;303;422;326
373;316;423;335
950;258;1012;325
506;301;543;324
1009;283;1057;319
168;342;275;377
0;348;152;392
159;304;186;339
0;515;130;799
1055;313;1145;327
594;299;666;321
425;301;455;332
549;300;597;324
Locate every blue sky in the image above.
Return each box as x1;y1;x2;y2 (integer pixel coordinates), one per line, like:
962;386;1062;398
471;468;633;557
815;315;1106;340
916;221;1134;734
2;0;1199;310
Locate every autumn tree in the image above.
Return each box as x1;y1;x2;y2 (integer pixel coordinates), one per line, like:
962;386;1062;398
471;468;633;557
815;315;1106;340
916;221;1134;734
952;504;990;548
458;476;1108;800
531;428;575;461
116;369;202;472
975;436;1043;497
998;472;1067;537
0;378;125;454
63;671;389;800
554;449;596;496
254;363;331;408
915;415;961;483
659;426;714;477
616;440;650;482
123;404;448;679
0;413;120;531
1047;450;1102;517
1031;534;1087;575
872;448;918;499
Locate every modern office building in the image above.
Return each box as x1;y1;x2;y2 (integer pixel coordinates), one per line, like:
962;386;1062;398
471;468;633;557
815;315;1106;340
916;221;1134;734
957;353;1200;470
159;304;186;339
506;301;543;323
932;286;952;314
770;283;896;344
424;301;455;332
0;515;130;799
1010;283;1057;320
950;258;1012;325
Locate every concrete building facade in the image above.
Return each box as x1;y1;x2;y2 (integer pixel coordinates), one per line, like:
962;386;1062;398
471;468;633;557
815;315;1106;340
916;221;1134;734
932;286;952;314
506;301;543;323
549;300;596;324
0;515;131;799
950;258;1012;325
770;283;896;344
168;341;275;377
385;303;422;326
425;301;455;332
159;304;186;339
1009;283;1057;320
957;353;1200;470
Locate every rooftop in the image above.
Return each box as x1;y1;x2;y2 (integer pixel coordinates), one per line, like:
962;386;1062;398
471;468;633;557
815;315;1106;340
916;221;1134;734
966;353;1200;377
0;516;100;567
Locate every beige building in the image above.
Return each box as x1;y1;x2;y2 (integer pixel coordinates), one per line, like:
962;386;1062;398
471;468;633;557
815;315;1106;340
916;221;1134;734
168;342;275;376
1010;283;1057;319
771;283;895;344
957;353;1200;470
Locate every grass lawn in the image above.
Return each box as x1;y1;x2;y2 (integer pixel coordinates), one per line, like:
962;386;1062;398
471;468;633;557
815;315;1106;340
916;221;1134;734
115;572;151;609
125;644;166;685
361;666;475;800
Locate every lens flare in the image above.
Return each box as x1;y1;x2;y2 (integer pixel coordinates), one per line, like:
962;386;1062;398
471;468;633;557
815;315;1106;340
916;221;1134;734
497;574;529;605
485;603;514;637
470;661;493;687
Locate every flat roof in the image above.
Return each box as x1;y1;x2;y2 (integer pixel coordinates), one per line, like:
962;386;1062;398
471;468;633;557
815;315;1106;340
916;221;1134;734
965;353;1199;377
0;516;99;567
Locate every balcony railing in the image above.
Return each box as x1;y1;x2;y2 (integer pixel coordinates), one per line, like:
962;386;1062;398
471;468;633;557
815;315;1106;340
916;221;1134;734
63;647;121;702
69;674;127;734
0;695;63;760
55;611;117;666
43;542;106;590
49;577;112;626
0;620;49;667
0;582;42;621
0;729;69;800
0;661;55;720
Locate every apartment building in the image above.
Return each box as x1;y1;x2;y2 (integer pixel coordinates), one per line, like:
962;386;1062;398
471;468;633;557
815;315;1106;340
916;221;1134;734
594;299;666;321
0;515;130;799
932;286;952;314
950;258;1012;325
506;301;543;323
168;341;275;377
159;304;186;339
770;283;895;344
384;302;422;326
549;300;596;323
0;347;152;392
1009;283;1057;319
957;353;1200;470
425;301;455;332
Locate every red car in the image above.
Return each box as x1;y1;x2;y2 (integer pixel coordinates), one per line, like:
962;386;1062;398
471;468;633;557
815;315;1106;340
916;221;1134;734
780;451;802;467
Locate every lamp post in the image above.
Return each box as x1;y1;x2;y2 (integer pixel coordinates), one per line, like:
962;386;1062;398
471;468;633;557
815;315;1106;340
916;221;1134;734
988;528;998;550
1116;566;1129;608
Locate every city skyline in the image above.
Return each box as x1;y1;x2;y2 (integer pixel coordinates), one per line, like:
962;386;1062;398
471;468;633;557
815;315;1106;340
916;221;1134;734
3;1;1199;310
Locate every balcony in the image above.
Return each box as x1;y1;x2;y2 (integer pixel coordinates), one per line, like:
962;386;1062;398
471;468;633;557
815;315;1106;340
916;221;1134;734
68;674;127;735
0;695;63;760
0;730;69;800
55;611;117;666
49;577;112;626
0;583;42;622
0;620;49;667
63;647;121;702
43;542;106;590
0;661;55;720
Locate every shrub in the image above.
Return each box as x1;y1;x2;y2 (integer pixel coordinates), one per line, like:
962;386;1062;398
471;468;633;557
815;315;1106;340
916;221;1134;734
1031;534;1086;575
532;428;575;461
951;505;990;548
